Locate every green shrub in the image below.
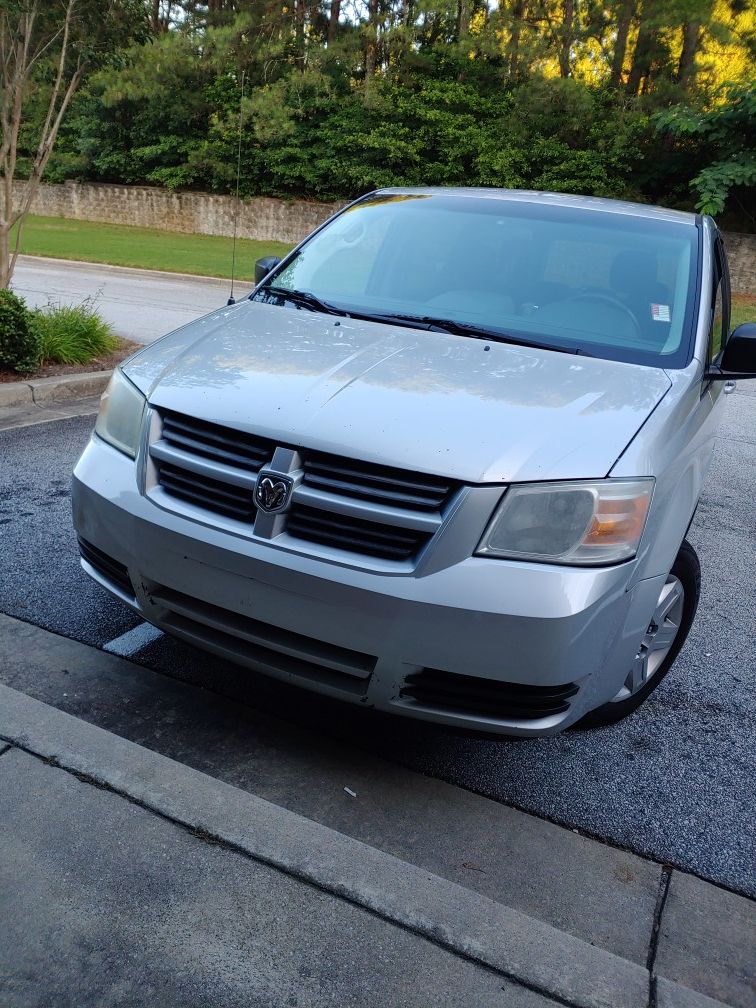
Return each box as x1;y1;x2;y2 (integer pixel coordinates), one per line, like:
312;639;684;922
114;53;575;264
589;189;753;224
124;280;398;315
0;289;41;374
31;299;118;365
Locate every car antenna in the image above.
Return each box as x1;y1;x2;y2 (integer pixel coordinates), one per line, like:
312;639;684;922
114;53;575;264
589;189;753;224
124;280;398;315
227;69;246;306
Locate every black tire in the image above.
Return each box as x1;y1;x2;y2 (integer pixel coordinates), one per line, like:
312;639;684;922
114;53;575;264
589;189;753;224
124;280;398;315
575;540;701;729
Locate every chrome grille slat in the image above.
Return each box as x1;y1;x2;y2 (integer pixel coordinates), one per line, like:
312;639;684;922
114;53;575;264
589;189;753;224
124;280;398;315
162;411;274;470
292;484;442;533
302;472;439;510
302;455;453;511
151;441;257;490
158;462;255;520
286;505;429;561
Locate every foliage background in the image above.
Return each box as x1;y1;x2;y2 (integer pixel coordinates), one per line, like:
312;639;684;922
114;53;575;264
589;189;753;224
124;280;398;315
18;1;756;230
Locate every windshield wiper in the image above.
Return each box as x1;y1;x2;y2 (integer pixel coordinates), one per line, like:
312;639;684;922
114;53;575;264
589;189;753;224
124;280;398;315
261;286;347;317
379;314;583;355
258;292;586;356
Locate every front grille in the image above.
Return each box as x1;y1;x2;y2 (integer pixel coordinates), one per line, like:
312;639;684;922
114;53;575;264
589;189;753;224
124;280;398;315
158;462;256;522
286;504;431;562
150;585;375;695
161;410;274;471
149;410;456;564
302;453;455;512
78;537;134;598
401;668;579;721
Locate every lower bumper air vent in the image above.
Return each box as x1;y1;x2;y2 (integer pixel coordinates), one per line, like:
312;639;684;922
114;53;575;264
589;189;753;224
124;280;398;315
400;668;579;721
78;537;134;599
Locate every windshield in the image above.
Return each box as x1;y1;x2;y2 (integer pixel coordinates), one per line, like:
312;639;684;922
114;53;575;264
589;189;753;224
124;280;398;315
254;192;699;368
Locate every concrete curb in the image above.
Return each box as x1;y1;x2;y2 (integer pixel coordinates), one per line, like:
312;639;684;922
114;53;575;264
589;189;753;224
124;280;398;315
0;682;648;1008
0;369;111;409
0;382;33;408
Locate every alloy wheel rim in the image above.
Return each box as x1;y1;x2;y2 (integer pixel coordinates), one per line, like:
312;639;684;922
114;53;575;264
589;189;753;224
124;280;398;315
612;575;685;702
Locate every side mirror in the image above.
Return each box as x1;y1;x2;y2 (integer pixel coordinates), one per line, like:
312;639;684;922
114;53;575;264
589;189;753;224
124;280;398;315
705;322;756;381
255;256;282;285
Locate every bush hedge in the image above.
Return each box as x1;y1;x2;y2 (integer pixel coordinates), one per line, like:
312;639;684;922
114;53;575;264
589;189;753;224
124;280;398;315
0;292;116;374
0;289;41;374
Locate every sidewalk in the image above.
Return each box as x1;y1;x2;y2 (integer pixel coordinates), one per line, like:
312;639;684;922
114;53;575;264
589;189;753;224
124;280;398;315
1;657;753;1007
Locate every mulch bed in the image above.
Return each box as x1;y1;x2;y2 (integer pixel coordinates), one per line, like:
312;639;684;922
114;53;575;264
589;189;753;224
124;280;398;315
0;337;142;383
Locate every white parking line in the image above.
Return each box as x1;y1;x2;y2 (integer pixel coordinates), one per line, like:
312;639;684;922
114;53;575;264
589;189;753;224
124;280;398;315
104;622;163;657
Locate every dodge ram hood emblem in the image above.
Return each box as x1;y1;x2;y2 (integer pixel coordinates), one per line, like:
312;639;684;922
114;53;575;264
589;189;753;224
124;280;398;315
255;472;293;513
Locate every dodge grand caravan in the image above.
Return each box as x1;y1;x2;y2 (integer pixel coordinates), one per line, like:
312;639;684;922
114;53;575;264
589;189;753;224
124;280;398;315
72;189;756;735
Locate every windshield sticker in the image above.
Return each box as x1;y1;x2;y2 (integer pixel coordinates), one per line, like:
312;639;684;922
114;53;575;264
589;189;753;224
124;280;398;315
651;304;671;322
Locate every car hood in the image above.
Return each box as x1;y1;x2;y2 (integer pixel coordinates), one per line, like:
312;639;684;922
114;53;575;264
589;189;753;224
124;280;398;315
124;300;671;483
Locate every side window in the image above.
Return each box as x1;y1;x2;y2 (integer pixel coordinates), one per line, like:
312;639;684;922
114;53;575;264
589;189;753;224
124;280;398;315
709;238;730;364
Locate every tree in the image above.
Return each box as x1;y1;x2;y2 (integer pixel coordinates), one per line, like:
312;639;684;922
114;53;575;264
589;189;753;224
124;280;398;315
0;0;147;288
655;84;756;223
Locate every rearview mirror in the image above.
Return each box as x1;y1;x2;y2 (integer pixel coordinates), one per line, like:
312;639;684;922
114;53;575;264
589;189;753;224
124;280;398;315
255;256;282;285
705;322;756;381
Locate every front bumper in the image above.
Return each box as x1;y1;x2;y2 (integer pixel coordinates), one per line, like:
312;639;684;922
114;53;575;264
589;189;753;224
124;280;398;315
72;435;664;736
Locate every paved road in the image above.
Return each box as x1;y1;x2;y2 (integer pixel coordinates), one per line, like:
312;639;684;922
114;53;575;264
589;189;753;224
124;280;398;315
11;256;238;344
1;390;754;898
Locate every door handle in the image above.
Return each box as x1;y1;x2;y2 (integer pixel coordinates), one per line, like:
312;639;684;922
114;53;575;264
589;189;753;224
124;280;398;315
724;381;737;395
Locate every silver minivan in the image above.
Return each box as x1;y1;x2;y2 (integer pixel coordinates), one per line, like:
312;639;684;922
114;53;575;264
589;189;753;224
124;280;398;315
72;189;756;735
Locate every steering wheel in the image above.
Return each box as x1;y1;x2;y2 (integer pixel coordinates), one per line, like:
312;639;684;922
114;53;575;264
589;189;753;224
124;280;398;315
562;293;642;341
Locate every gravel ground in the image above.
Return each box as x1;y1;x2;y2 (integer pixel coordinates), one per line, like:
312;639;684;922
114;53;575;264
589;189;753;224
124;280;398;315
1;397;754;896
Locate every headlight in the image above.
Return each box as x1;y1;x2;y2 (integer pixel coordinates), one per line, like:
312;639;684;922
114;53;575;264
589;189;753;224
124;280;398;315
94;369;145;459
477;479;654;566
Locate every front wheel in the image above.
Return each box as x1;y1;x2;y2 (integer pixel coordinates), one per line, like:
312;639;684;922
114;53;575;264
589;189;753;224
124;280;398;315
576;540;701;729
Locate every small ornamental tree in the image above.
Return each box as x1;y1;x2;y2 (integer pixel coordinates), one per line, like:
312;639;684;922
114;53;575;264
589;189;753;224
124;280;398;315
0;0;148;288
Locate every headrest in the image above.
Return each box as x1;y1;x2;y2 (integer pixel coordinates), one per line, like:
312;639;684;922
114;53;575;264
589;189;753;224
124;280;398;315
610;250;658;294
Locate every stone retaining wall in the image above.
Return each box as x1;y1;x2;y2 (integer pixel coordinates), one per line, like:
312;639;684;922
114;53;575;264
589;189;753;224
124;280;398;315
14;180;342;247
722;232;756;298
13;181;756;294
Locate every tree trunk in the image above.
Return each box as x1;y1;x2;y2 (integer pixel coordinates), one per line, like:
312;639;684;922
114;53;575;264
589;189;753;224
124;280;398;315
507;0;525;78
0;225;10;291
294;0;306;69
364;0;379;97
626;4;657;95
558;0;575;78
458;0;471;39
327;0;341;43
677;20;700;88
609;0;635;88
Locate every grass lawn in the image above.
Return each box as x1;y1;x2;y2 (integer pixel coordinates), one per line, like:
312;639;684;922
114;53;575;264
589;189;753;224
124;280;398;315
12;214;292;281
731;294;755;330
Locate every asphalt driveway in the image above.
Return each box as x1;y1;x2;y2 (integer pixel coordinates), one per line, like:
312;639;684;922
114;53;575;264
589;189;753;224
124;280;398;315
11;256;234;345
